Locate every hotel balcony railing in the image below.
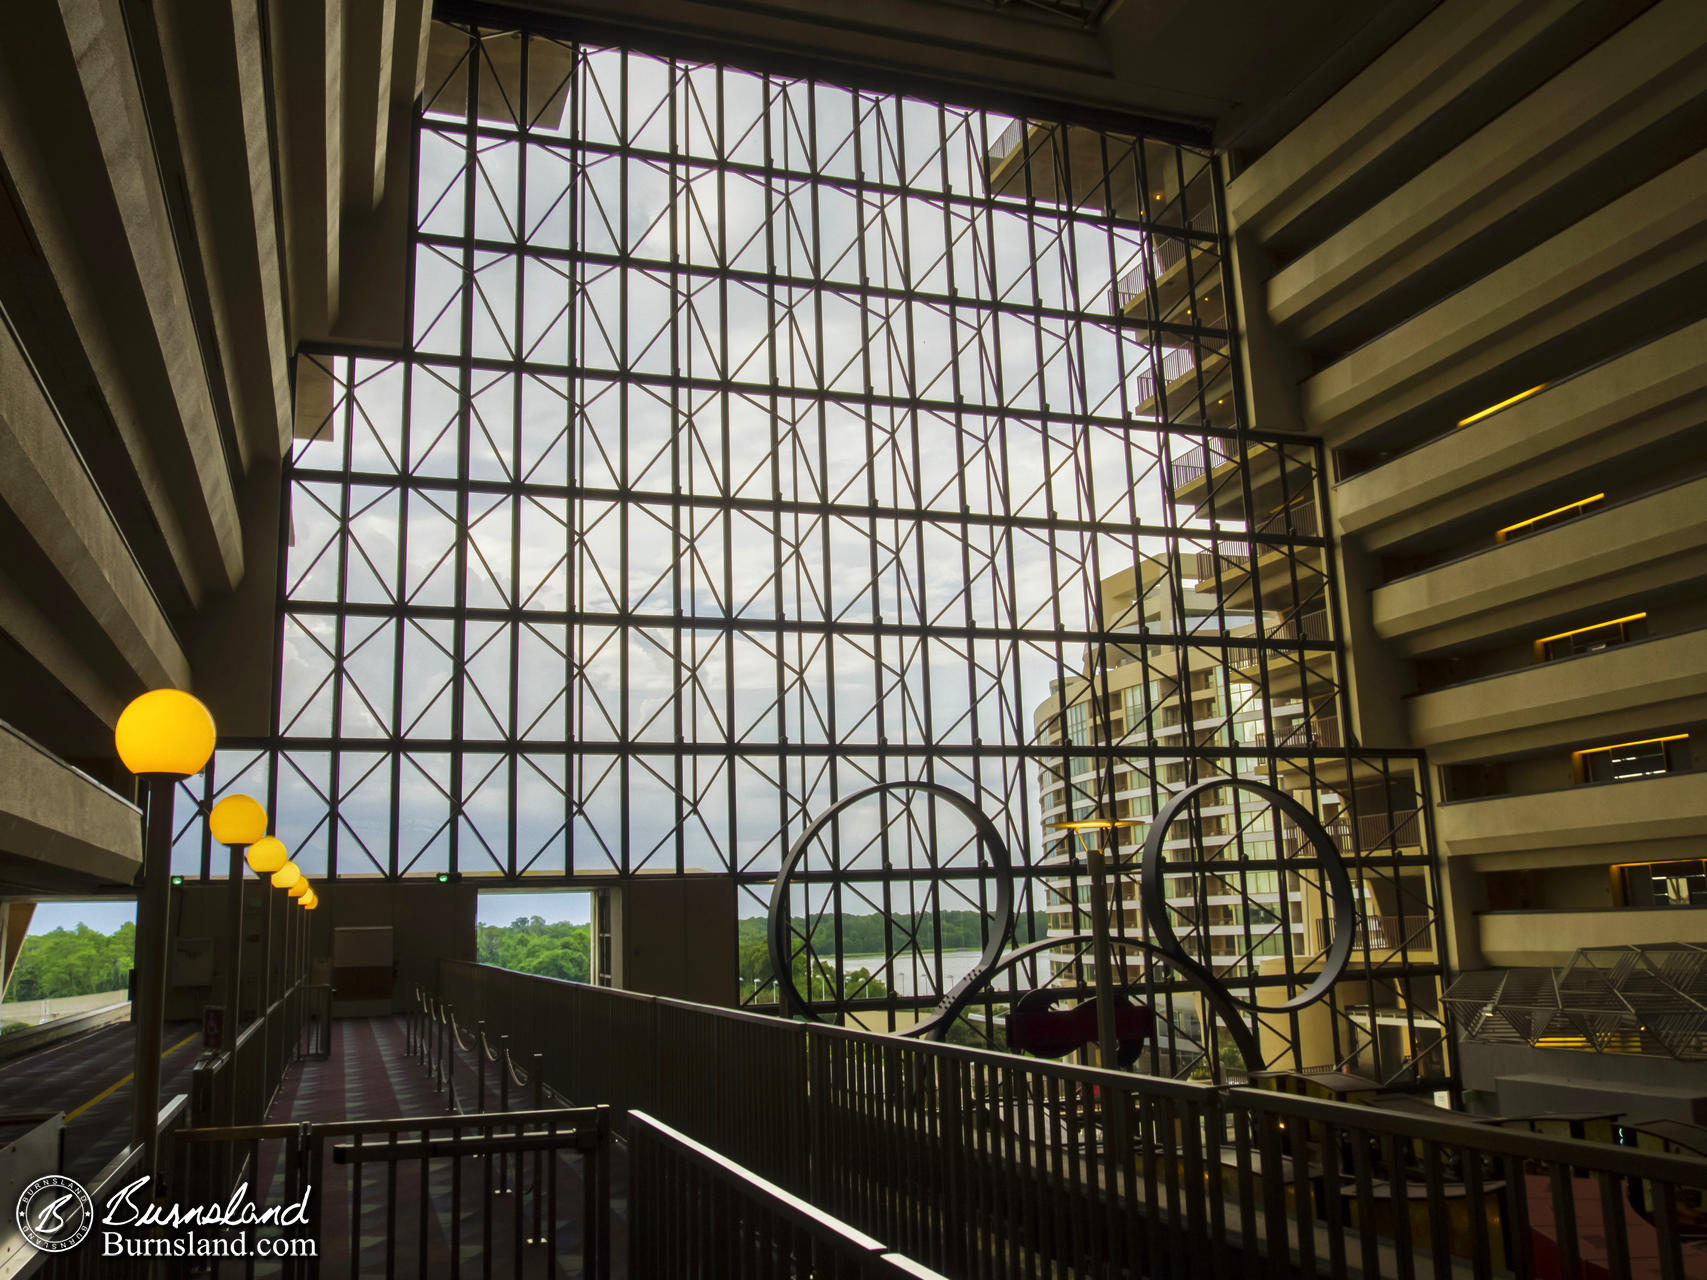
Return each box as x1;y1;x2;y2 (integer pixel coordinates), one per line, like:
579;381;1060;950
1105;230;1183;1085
1111;236;1190;311
1276;713;1339;749
1278;809;1420;854
1315;915;1435;954
437;959;1707;1280
1255;498;1320;539
1169;437;1237;490
1358;808;1422;849
1274;608;1331;643
988;118;1026;162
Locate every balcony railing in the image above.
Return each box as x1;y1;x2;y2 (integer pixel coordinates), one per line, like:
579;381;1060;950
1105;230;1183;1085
1255;498;1320;538
1281;809;1420;853
1111;236;1190;311
1315;914;1435;953
987;118;1026;162
1129;344;1199;413
1276;713;1339;749
1273;608;1330;643
1358;807;1421;849
438;959;1707;1280
1169;438;1237;490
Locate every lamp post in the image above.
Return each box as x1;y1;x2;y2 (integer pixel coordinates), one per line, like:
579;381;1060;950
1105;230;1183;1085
287;880;309;1000
115;689;217;1176
1049;818;1136;1072
207;796;267;1060
271;861;302;1022
299;890;317;994
236;838;291;1093
295;886;317;1044
245;837;288;1027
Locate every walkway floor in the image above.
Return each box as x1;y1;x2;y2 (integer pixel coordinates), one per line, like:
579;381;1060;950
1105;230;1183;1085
233;1015;627;1277
0;1017;199;1180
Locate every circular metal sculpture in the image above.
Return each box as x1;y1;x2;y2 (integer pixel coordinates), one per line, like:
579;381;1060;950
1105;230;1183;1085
766;775;1354;1073
766;781;1014;1022
926;932;1262;1069
1140;777;1358;1014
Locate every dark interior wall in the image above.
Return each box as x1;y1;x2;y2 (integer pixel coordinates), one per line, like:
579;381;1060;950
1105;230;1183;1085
328;880;478;1012
163;873;740;1024
616;875;737;1008
162;878;477;1022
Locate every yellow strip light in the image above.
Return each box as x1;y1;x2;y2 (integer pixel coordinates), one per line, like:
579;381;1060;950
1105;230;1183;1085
1458;384;1547;428
1497;493;1604;541
1534;612;1647;647
1573;733;1687;759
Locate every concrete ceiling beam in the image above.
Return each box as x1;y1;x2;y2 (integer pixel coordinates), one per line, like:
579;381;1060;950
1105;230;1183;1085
1268;0;1707;354
1225;0;1633;261
1302;148;1707;449
150;0;295;466
272;0;345;342
0;720;142;892
343;0;397;216
393;0;434;110
0;310;192;698
0;0;246;606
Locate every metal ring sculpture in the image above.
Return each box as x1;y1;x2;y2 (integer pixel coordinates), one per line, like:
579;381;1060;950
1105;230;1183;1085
767;781;1014;1023
1140;777;1358;1015
767;776;1355;1072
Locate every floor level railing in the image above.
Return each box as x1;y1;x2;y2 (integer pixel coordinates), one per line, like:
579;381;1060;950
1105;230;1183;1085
434;959;1707;1280
628;1110;945;1279
15;1094;190;1280
173;1105;612;1279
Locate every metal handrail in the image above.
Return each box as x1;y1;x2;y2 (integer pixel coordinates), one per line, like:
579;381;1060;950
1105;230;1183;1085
18;1094;189;1280
435;959;1707;1280
629;1110;949;1279
176;1106;604;1144
174;1104;613;1279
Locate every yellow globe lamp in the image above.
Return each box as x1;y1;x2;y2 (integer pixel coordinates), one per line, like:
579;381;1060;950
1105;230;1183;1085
246;836;289;876
115;689;217;778
208;794;268;847
288;879;309;900
270;861;302;891
301;890;319;910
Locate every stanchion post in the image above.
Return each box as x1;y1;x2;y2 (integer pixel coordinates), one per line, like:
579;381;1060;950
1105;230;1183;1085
498;1035;511;1192
476;1021;487;1112
531;1052;545;1245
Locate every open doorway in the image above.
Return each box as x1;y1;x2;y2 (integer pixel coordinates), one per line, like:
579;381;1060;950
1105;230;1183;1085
475;891;592;984
1;899;136;1033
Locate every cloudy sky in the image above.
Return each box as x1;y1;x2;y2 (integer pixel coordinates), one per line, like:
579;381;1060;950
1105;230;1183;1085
221;44;1323;904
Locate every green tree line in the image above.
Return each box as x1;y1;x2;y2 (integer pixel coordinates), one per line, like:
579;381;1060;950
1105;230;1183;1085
735;910;1040;1004
6;923;136;1002
477;916;590;984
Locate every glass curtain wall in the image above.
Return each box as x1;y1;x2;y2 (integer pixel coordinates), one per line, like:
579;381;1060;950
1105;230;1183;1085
183;17;1446;1086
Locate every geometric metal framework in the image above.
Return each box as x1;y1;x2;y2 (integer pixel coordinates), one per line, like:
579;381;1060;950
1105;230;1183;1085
907;0;1120;28
771;774;1361;1080
1444;944;1707;1061
166;13;1448;1085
